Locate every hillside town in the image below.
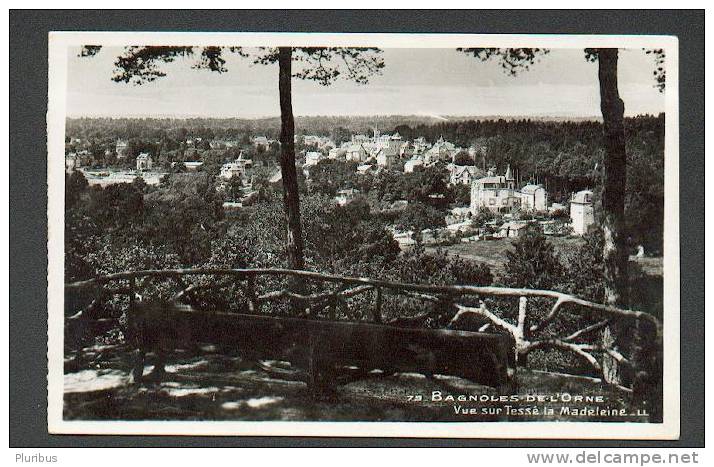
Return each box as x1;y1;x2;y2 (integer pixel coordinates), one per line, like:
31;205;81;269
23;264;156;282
66;127;598;250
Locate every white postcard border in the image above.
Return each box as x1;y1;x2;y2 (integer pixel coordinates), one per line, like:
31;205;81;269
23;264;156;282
47;31;680;439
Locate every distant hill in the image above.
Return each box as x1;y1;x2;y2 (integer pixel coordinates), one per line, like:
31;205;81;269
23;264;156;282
66;114;607;140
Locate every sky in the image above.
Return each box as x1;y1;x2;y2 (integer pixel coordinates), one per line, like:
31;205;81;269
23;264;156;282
66;47;666;119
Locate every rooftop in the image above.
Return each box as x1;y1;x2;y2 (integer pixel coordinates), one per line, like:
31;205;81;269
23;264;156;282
521;184;544;194
572;190;593;204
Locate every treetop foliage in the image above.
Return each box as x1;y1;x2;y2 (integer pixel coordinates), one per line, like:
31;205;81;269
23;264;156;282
462;47;665;92
81;45;385;87
501;225;565;291
645;48;666;92
457;48;550;75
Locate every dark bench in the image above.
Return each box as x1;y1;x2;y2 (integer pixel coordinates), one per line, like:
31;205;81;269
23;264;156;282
127;301;513;393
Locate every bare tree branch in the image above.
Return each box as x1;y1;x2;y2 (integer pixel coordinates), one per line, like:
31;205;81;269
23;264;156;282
450;302;518;336
563;319;610;342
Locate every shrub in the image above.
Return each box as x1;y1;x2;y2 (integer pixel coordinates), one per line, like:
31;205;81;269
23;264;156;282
501;225;564;290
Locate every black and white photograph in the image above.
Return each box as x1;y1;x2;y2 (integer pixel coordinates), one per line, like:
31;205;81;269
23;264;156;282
47;32;680;438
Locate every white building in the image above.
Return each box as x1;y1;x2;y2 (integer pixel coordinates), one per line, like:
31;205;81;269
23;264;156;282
220;154;253;180
470;166;552;215
519;184;548;211
304;151;324;166
570;190;595;235
348;129;403;158
357;164;376;176
399;141;414;158
374;147;399;169
65;153;80;172
446;206;473;225
183;161;204;171
350;134;370;144
335;188;360;206
449;165;480;186
328;147;346;160
370;131;402;154
303;135;335;149
115;139;128;159
136;153;153;171
496;221;531;238
345;144;368;163
424;136;457;164
404;155;425;173
470;166;521;214
412;137;430;154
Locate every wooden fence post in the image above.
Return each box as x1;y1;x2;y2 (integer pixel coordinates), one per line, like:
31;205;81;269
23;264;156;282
246;275;260;314
128;276;136;310
373;287;383;324
328;292;337;321
511;297;527;391
126;276;145;383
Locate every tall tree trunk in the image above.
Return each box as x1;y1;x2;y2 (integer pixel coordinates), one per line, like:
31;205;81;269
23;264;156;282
278;47;305;273
597;48;628;307
597;48;629;386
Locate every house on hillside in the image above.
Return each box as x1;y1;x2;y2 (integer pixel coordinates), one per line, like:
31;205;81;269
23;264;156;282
209;139;238;149
424;136;457;164
345;144;368;163
186;137;203;148
374;146;399;169
303;135;335;149
357;164;377;176
496;221;531;238
65;153;80;172
520;184;548;211
371;131;402;154
399;141;414;158
115;139;128;159
470;165;522;214
449;164;480;186
328;147;346;160
412;136;430;154
220;154;253;180
404;155;425;173
183;161;204;171
446;206;473;225
350;134;370;144
304;151;325;167
136;153;153;171
335;188;360;206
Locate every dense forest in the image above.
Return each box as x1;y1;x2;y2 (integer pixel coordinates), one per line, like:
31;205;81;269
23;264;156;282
66;114;608;142
66;115;451;141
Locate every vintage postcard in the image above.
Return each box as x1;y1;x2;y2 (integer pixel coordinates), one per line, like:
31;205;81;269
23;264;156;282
47;32;680;438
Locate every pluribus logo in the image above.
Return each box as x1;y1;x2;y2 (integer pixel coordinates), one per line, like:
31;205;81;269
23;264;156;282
15;453;58;463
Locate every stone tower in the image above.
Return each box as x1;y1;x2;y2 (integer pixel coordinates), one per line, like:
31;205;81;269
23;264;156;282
570;190;595;235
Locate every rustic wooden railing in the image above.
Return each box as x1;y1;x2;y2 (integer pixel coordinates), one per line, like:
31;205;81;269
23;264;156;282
65;267;661;399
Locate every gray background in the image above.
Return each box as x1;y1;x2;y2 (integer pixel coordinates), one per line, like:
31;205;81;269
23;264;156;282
9;9;704;447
